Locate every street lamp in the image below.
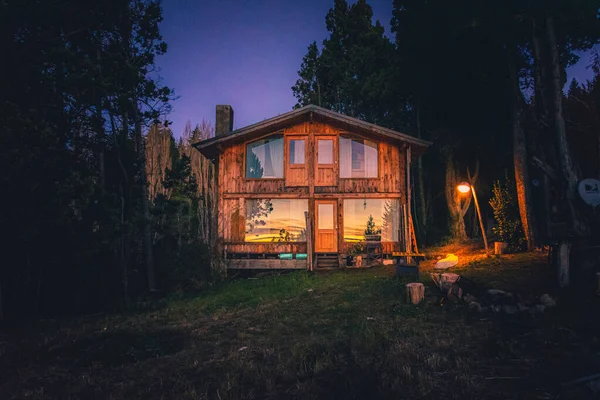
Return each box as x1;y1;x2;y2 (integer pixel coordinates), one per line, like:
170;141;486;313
457;181;489;255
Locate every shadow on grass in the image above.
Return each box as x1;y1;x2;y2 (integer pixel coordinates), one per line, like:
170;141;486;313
43;328;189;369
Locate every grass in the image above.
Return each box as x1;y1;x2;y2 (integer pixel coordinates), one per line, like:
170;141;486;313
1;246;600;399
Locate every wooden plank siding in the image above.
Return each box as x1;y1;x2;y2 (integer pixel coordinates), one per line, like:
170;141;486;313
216;115;408;268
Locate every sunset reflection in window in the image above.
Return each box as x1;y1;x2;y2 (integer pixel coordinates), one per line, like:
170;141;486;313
245;199;308;242
343;199;400;242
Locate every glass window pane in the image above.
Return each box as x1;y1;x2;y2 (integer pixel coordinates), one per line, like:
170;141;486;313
343;199;400;242
245;199;308;242
245;134;284;178
339;136;378;178
318;140;333;164
318;203;334;229
290;139;305;164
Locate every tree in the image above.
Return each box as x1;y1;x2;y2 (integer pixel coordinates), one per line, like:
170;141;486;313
0;0;171;319
292;0;399;127
364;215;381;237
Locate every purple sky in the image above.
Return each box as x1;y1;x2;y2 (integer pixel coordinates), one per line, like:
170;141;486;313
156;0;597;137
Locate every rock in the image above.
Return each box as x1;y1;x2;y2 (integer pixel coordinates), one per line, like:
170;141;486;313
517;303;529;313
463;293;478;303
492;305;502;313
503;305;517;315
533;304;546;315
468;301;483;312
435;254;459;269
486;289;514;304
540;294;556;308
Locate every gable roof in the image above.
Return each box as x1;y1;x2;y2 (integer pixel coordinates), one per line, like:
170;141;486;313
193;104;431;159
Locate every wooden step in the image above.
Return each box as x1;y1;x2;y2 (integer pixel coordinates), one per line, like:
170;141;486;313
315;253;339;269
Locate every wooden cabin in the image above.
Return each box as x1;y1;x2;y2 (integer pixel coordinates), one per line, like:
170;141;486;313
194;105;431;270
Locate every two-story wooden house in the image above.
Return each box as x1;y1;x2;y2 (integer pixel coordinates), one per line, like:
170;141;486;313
194;105;430;269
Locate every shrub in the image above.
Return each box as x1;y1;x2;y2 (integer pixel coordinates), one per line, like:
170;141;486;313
489;175;526;251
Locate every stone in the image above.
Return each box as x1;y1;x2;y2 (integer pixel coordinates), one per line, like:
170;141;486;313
503;305;517;315
463;293;478;304
486;289;514;304
468;301;483;312
533;304;546;315
517;303;529;313
540;294;556;308
492;305;502;313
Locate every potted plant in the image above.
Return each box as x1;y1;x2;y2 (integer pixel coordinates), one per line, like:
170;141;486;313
347;243;366;267
489;176;525;254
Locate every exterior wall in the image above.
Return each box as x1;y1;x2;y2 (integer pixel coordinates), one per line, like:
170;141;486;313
216;116;409;266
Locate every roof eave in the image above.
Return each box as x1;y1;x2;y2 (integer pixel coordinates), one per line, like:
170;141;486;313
193;104;432;160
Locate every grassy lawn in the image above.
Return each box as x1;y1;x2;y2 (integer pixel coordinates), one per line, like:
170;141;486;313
1;247;600;399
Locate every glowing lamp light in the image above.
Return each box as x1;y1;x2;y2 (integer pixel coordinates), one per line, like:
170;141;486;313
457;182;471;194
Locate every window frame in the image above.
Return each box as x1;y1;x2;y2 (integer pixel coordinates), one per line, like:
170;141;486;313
342;197;402;243
244;198;309;243
338;134;380;180
286;136;307;170
244;132;285;181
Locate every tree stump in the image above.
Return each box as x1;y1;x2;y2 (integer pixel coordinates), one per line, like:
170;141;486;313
406;282;425;304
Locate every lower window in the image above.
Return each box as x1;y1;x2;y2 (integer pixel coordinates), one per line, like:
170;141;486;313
245;199;308;242
343;199;400;242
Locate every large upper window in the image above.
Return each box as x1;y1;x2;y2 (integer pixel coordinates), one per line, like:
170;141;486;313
343;199;400;242
245;199;308;242
339;136;378;178
246;134;284;178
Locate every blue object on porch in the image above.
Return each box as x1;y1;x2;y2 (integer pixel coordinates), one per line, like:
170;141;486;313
279;253;293;260
295;253;307;260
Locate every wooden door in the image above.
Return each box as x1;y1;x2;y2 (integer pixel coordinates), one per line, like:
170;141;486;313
315;200;337;252
315;136;336;186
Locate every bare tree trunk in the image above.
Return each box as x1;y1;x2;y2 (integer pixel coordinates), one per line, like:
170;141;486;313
545;16;587;236
0;279;4;323
445;153;474;240
508;44;537;250
132;102;156;291
119;183;128;305
415;101;428;241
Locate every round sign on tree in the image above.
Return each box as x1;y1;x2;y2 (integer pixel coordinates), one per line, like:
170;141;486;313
578;179;600;207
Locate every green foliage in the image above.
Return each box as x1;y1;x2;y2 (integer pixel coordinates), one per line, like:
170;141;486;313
489;176;525;251
151;136;214;293
292;0;402;128
0;0;172;319
348;242;366;256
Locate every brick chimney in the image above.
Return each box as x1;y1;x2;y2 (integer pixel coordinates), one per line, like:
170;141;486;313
215;105;234;136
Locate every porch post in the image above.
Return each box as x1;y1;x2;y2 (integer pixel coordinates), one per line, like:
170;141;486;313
405;145;413;254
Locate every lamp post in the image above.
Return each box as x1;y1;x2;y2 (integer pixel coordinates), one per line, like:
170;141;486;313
457;181;489;255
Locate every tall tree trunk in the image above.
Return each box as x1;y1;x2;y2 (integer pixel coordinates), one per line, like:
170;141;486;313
0;278;4;323
132;102;156;291
445;153;473;240
508;44;537;250
110;113;131;300
415;101;428;241
119;183;128;305
545;16;587;236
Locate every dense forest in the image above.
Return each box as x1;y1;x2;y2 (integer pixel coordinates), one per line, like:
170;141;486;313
0;0;219;321
2;0;600;322
293;0;600;248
